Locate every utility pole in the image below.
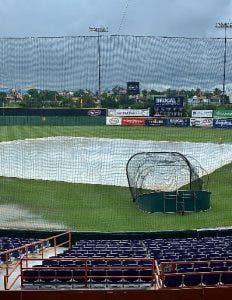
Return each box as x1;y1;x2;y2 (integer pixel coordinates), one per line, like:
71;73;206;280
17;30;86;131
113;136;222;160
215;22;232;104
89;26;108;98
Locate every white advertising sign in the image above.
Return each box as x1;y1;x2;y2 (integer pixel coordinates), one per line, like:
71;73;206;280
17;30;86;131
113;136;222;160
106;117;122;126
108;109;150;117
191;110;213;118
190;118;213;127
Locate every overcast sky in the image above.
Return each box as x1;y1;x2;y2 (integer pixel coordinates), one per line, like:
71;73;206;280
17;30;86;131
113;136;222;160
0;0;231;38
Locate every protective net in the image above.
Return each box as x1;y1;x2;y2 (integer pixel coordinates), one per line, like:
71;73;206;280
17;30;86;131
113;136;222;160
0;35;231;231
0;35;231;91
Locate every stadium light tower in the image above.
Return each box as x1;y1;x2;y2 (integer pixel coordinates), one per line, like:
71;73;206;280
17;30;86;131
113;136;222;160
89;26;108;97
215;22;232;104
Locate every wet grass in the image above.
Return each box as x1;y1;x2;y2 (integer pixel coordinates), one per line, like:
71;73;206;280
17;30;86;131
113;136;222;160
0;125;231;143
0;162;231;232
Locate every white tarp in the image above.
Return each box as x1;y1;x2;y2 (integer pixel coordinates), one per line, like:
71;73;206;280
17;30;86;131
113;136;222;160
0;137;231;187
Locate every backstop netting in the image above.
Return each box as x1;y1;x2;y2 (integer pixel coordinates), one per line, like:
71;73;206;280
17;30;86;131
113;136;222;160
0;35;231;231
0;35;232;91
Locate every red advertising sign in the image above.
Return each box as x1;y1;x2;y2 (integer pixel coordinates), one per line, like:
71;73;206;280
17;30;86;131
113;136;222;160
122;117;145;126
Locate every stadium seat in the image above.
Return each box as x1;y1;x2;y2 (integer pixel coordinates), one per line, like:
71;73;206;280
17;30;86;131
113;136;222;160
107;269;123;284
72;270;86;284
22;269;39;284
210;262;225;268
212;266;228;272
56;270;72;283
59;260;75;267
123;269;140;283
183;274;202;286
139;269;153;283
90;269;107;283
164;275;183;287
202;273;220;286
195;267;211;272
39;269;56;283
221;272;232;285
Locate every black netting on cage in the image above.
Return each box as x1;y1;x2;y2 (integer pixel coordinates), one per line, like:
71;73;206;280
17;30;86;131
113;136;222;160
126;152;208;202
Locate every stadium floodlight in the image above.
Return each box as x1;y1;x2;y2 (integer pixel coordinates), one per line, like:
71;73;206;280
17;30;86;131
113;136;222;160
215;22;232;29
89;26;108;33
215;22;232;104
89;26;108;98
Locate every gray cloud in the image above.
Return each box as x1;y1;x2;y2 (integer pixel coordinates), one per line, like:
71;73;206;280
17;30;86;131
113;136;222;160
0;0;231;37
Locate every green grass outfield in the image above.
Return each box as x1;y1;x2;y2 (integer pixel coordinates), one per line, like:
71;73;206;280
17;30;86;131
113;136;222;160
0;125;231;232
0;125;231;143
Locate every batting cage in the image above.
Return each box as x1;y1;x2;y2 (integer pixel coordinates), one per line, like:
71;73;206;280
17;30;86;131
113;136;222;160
126;152;211;213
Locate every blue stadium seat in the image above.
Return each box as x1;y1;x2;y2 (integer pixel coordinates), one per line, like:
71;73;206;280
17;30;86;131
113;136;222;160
22;269;39;284
56;270;72;283
39;269;56;283
183;274;202;286
221;272;232;285
107;269;123;284
123;269;140;283
164;275;183;287
90;269;107;283
202;273;220;286
72;270;86;284
139;269;153;283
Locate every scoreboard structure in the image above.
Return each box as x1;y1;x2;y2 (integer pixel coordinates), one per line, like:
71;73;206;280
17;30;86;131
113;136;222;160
153;96;184;117
127;82;140;95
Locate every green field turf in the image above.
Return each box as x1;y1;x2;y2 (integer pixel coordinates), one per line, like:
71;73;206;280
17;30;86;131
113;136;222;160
0;125;231;232
0;125;231;143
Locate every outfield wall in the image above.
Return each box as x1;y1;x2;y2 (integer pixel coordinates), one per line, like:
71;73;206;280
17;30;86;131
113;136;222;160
0;115;231;127
0;108;107;116
0;108;231;127
0;108;106;125
0;116;106;126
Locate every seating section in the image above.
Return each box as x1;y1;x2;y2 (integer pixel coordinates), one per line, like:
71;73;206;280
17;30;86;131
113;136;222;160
54;236;232;262
161;260;232;287
61;239;148;258
21;236;232;289
0;237;50;265
144;236;232;262
22;258;154;288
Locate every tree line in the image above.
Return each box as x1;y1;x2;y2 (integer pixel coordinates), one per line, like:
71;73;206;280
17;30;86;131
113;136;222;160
0;87;230;111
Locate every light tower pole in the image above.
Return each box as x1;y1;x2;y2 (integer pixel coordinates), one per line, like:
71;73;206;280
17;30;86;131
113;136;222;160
89;26;108;97
215;22;232;104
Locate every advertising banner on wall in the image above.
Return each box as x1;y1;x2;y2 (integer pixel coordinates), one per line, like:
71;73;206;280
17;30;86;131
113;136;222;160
213;118;232;128
191;110;213;118
190;118;213;127
145;118;167;126
167;118;190;127
121;117;145;126
106;117;122;126
108;109;150;117
154;96;184;108
213;110;232;118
